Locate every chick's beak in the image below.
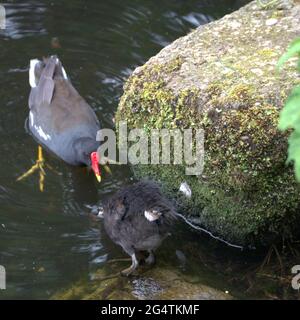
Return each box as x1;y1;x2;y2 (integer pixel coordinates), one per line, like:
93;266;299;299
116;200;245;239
91;152;101;183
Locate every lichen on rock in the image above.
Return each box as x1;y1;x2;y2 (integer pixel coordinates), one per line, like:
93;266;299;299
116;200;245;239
116;0;300;246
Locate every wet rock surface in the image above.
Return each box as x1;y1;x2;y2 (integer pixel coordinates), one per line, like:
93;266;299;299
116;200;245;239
52;263;232;300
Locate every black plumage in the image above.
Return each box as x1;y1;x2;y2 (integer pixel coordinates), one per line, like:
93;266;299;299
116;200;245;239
103;181;177;276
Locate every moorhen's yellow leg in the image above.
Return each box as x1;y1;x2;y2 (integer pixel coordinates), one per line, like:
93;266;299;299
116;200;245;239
16;145;46;192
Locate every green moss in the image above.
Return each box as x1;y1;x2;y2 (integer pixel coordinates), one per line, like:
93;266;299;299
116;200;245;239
116;66;300;245
257;48;278;58
116;69;300;245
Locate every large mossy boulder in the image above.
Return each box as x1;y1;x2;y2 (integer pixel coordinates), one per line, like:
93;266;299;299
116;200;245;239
116;0;300;246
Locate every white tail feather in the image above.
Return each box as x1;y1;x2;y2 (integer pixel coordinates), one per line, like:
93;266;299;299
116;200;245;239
29;59;39;88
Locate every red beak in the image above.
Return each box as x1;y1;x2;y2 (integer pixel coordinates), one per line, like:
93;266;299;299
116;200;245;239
91;152;101;182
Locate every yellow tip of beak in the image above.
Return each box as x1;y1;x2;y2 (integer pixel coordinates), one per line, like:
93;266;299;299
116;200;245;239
96;174;101;183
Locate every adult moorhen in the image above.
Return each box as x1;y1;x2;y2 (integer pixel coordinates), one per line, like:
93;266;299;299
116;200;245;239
17;56;102;191
102;181;177;276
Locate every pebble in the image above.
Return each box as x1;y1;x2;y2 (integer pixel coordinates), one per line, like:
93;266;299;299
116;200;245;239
265;18;278;26
179;182;192;198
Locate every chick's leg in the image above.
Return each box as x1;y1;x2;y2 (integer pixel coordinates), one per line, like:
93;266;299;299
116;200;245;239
120;253;139;276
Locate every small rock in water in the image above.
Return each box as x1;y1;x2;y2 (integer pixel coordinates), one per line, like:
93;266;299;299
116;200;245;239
179;182;192;198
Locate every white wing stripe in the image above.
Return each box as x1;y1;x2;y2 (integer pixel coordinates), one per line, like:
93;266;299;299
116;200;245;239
29;111;34;126
34;125;51;141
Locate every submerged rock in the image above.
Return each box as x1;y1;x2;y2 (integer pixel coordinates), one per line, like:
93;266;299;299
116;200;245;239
51;264;231;300
116;0;300;246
